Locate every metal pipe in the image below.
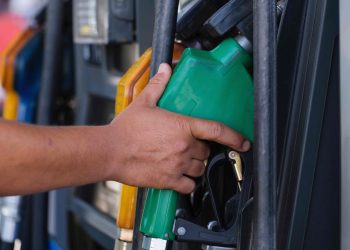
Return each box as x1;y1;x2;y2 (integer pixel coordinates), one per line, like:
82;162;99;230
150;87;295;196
37;0;64;125
34;1;64;250
150;0;179;77
252;0;277;249
132;1;179;249
340;0;350;248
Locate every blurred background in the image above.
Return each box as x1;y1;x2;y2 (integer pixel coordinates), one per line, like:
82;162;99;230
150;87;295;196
0;0;156;249
0;0;342;250
0;1;199;250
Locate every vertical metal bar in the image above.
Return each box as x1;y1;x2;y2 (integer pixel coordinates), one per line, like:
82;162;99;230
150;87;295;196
252;0;277;249
340;0;350;248
37;0;64;125
132;1;179;249
150;0;179;77
34;1;64;250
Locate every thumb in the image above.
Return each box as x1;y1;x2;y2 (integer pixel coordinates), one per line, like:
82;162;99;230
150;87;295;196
188;117;251;152
138;63;172;107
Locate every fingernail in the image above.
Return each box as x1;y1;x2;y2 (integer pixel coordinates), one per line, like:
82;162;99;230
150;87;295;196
158;63;168;74
242;140;251;151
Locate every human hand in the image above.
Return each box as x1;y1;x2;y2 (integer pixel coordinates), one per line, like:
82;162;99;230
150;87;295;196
105;63;250;194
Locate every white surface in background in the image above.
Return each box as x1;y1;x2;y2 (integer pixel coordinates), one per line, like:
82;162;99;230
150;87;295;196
150;239;167;250
340;0;350;249
9;0;47;21
0;86;5;115
106;181;121;192
0;86;5;101
141;237;167;250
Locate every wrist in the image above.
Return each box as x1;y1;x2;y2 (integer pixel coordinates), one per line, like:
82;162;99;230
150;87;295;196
94;123;125;182
92;125;118;182
69;125;117;183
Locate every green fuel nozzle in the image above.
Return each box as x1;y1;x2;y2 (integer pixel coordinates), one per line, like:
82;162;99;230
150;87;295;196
139;37;254;241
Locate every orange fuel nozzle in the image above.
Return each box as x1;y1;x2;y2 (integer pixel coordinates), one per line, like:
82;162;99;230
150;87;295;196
115;44;185;236
1;28;35;120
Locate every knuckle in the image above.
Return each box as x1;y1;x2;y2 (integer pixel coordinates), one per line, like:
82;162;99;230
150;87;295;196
175;158;184;169
198;163;206;176
175;116;189;131
169;178;182;191
174;186;182;193
149;74;164;85
168;164;180;177
139;89;158;106
169;158;184;174
175;185;186;194
185;182;196;194
187;164;199;177
144;94;155;104
232;140;243;149
205;148;211;158
210;123;225;139
195;162;205;176
229;134;244;149
174;140;189;153
159;174;173;189
177;178;196;194
190;170;201;178
137;89;153;104
199;144;210;158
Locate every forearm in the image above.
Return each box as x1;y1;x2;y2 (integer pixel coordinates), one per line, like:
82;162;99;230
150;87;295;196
0;119;113;195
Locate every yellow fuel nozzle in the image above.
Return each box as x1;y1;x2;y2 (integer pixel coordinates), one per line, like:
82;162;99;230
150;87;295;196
115;44;185;242
0;28;35;120
3;91;19;120
117;184;138;230
115;48;152;234
115;48;152;115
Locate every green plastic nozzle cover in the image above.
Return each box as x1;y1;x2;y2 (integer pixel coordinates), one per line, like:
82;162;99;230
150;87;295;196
139;38;254;240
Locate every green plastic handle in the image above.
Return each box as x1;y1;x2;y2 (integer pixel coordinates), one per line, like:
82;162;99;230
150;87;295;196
139;189;178;240
140;38;254;240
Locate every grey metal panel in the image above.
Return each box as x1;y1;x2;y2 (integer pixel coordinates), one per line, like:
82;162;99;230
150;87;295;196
340;0;350;249
70;198;120;248
277;0;338;249
48;189;74;250
74;44;117;125
73;0;134;44
87;80;117;100
136;0;155;53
